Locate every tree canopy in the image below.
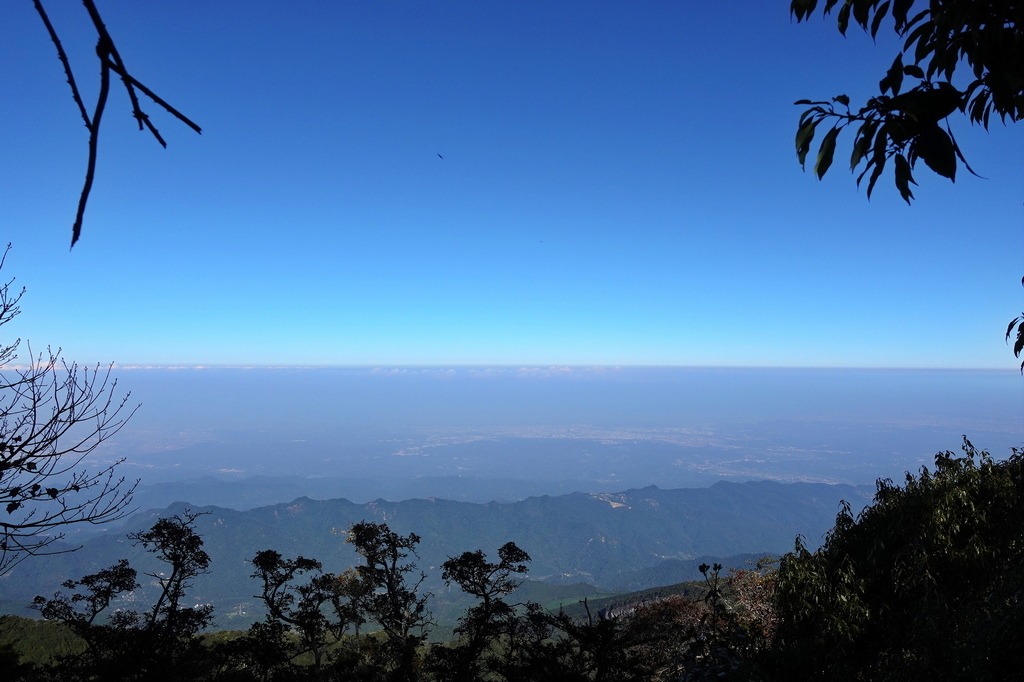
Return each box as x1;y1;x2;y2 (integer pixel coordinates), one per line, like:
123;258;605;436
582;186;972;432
772;438;1024;680
791;0;1023;203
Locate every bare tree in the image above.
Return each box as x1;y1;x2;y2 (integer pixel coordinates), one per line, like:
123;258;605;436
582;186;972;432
0;245;137;575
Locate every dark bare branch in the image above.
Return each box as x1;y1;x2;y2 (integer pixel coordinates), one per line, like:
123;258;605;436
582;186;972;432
104;61;203;136
32;0;91;128
70;52;110;249
0;252;138;575
33;1;201;247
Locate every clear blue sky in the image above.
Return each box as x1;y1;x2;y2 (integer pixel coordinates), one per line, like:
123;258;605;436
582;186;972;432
1;1;1021;368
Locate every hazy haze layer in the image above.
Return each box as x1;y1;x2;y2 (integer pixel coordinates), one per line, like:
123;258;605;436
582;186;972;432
87;366;1021;508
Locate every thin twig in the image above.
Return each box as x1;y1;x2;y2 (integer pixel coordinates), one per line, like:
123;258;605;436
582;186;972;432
34;0;200;246
33;1;91;128
71;50;111;249
80;0;148;134
105;61;203;135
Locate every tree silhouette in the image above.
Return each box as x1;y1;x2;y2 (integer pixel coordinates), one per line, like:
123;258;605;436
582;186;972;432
32;512;214;681
428;542;531;682
128;512;214;652
346;521;433;682
792;2;1024;368
250;549;366;676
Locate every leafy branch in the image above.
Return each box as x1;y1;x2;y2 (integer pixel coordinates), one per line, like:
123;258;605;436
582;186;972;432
1005;277;1024;373
791;0;1021;202
795;80;973;204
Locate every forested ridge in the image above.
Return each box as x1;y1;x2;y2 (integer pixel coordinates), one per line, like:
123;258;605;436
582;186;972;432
0;480;871;622
1;440;1020;681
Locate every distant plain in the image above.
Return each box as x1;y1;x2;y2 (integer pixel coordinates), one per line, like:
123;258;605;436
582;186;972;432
90;366;1022;510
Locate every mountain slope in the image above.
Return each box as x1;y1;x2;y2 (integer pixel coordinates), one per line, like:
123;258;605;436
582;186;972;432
0;481;871;625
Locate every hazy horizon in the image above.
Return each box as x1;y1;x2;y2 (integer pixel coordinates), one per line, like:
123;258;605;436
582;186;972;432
108;363;1021;371
75;365;1021;509
2;3;1021;508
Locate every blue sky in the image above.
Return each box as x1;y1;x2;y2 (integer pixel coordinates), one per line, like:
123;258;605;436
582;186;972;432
1;1;1021;368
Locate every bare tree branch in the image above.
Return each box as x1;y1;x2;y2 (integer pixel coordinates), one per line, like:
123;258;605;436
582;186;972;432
0;246;138;575
33;1;202;248
32;0;91;128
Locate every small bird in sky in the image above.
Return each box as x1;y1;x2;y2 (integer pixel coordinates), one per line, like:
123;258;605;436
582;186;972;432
437;153;444;159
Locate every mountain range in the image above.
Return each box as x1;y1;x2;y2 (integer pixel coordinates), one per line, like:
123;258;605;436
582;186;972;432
0;480;873;629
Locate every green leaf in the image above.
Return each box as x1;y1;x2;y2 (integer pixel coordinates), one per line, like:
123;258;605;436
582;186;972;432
833;94;851;107
856;156;873;185
893;154;916;203
892;0;914;27
886;83;964;126
880;53;904;96
837;2;852;34
870;0;890;38
903;64;924;79
860;125;889;197
790;0;819;22
864;158;885;198
1011;319;1024;360
908;21;933;63
871;123;890;162
796;118;820;168
814;126;841;179
948;128;982;179
912;124;956;180
852;0;871;29
1007;316;1023;342
850;120;879;170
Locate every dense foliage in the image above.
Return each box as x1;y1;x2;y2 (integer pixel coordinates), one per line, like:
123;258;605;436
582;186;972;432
771;438;1023;680
792;0;1023;202
0;480;864;612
